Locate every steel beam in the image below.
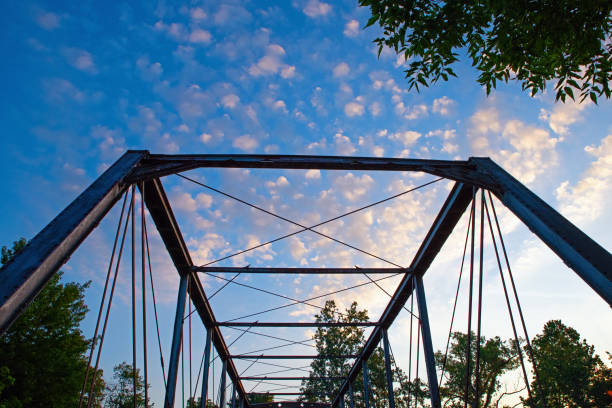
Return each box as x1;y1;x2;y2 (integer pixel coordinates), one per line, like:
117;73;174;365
200;328;212;408
471;157;612;306
142;178;249;405
361;361;371;408
128;154;491;187
414;276;441;408
194;266;407;274
164;274;188;408
220;359;228;408
0;150;147;334
231;355;357;360
331;182;473;408
218;322;378;327
348;384;354;408
231;381;237;408
382;329;395;408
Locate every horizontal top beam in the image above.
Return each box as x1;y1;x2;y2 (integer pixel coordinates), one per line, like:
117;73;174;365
231;355;357;359
194;266;408;274
218;322;378;327
127;152;495;188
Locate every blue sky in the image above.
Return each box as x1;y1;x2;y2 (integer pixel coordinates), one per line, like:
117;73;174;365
1;0;612;406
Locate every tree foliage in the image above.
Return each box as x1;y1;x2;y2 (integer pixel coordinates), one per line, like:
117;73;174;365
0;238;105;408
300;300;425;408
435;332;519;408
186;397;219;408
104;362;150;408
525;320;612;407
360;0;612;103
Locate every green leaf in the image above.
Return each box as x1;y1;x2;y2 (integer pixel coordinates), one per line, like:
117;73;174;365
365;15;379;28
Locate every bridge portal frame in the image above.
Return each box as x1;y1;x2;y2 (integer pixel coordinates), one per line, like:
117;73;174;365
0;151;610;408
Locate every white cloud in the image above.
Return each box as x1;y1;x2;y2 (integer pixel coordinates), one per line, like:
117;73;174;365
432;96;456;116
426;129;456;140
303;0;331;18
469;107;560;184
372;146;385;157
221;94;240;109
281;65;296;78
441;142;459;154
63;48;97;73
289;237;309;260
190;7;207;20
343;20;359;37
539;100;589;135
154;21;186;40
177;84;214;120
42;78;86;103
189;233;227;265
266;175;290;189
344;101;364;117
305;169;321;179
273;100;288;113
248;44;293;78
189;28;212;44
200;133;212;143
136;56;163;79
233;134;258;151
35;11;60;30
333;62;350;77
390;131;421;147
556;134;612;224
404;104;428;120
333;173;374;201
172;192;198;212
334;133;356;155
196;193;213;208
369;102;381;116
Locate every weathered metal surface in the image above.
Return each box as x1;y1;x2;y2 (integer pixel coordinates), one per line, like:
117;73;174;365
200;327;212;408
472;157;612;306
231;355;357;360
0;150;147;334
164;275;188;408
218;322;378;327
382;329;395;408
127;154;491;187
193;266;408;274
414;276;441;408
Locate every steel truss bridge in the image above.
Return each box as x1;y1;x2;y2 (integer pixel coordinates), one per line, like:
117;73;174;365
0;151;610;408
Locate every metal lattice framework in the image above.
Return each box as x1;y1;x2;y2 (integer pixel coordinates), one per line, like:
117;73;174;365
0;151;610;408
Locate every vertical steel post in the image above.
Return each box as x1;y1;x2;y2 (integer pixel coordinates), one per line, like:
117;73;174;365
414;276;441;408
164;274;188;408
219;359;228;408
348;383;355;408
339;394;345;408
231;382;237;408
200;327;213;408
361;360;370;408
382;329;396;408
